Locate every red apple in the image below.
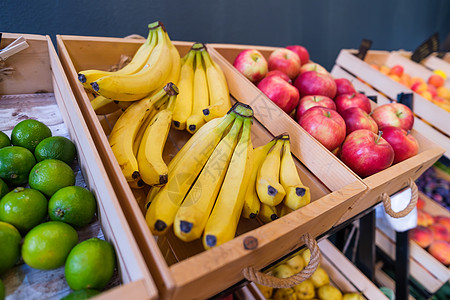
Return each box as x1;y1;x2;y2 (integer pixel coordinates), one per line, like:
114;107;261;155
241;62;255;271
435;216;450;233
389;64;404;77
294;71;337;99
417;196;425;210
268;48;301;80
340;107;378;135
299;62;329;75
233;49;268;83
257;75;300;114
286;45;310;65
339;130;394;177
264;70;292;84
334;78;356;96
334;92;372;114
371;102;414;131
410;226;434;248
428;74;445;88
429;223;449;241
380;126;419;164
296;95;336;121
299;106;346;151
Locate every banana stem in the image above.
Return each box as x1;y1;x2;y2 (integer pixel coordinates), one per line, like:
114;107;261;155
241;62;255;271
229;102;254;118
191;42;206;51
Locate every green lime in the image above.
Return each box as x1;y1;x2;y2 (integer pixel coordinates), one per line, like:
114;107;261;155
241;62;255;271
0;221;21;275
60;289;101;300
49;186;96;228
22;221;78;270
65;238;116;290
0;146;36;186
0;131;10;149
0;187;47;234
11;119;52;152
35;136;77;165
0;279;5;300
29;159;75;197
0;178;8;200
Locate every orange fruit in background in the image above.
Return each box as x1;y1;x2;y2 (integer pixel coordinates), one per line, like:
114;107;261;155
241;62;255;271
433;69;447;80
379;65;390;75
388;74;401;83
437;86;450;100
428;74;445;88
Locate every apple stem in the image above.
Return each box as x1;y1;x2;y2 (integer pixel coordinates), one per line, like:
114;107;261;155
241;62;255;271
350;93;356;99
326;111;331;118
376;130;382;143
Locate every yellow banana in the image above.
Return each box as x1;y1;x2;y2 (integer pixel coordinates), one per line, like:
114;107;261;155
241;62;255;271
90;95;121;115
241;139;277;219
174;117;243;242
172;49;195;130
145;111;236;235
78;24;157;91
203;117;253;249
91;22;173;101
259;203;279;224
201;49;231;122
145;185;162;211
186;46;209;134
256;138;286;206
160;31;181;86
108;84;174;188
133;99;168;156
137;88;179;186
280;139;311;210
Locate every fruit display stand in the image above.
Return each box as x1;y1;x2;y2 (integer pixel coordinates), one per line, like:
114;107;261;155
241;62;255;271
247;239;389;299
55;34;369;300
207;43;444;223
375;192;450;296
0;33;157;299
332;48;450;160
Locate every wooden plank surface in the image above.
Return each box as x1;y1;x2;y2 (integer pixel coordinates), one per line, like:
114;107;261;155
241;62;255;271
0;93;121;299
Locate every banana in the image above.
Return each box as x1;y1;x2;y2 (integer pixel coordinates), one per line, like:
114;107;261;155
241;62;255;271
152;30;181;92
91;22;173;101
256;138;286;206
241;138;277;219
172;49;195;130
137;88;179;186
133;99;168;156
201;49;232;122
277;203;294;217
90;95;121;115
186;46;209;134
114;100;134;111
145;111;236;235
145;185;162;210
108;83;175;188
78;24;157;91
203;117;253;249
280;139;311;210
258;203;279;224
173;117;243;242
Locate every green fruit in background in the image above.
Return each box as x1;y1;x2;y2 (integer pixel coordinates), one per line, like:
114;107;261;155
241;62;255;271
0;178;8;200
0;131;10;149
48;186;96;228
0;187;47;234
0;146;36;187
34;136;77;165
65;238;116;290
29;159;75;197
11;119;52;152
22;221;78;270
60;289;101;300
0;221;21;275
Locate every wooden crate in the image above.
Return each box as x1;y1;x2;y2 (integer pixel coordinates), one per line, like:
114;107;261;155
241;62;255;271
207;43;445;224
248;239;388;300
375;192;450;294
333;49;450;159
56;35;367;300
0;33;157;300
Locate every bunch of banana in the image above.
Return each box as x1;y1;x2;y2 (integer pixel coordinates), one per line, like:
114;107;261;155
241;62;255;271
108;82;178;189
145;103;253;249
78;21;181;107
242;134;311;224
172;43;232;134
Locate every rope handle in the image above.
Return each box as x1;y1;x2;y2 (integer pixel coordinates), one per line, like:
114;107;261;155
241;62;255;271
242;233;320;288
382;178;418;218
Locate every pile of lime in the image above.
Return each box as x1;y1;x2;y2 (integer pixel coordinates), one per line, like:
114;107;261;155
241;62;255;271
0;119;116;299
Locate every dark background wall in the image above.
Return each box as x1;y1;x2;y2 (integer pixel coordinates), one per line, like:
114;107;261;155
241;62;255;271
1;0;449;70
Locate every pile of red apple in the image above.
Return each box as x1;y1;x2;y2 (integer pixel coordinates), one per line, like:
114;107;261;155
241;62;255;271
371;63;450;113
233;46;419;178
410;197;450;266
